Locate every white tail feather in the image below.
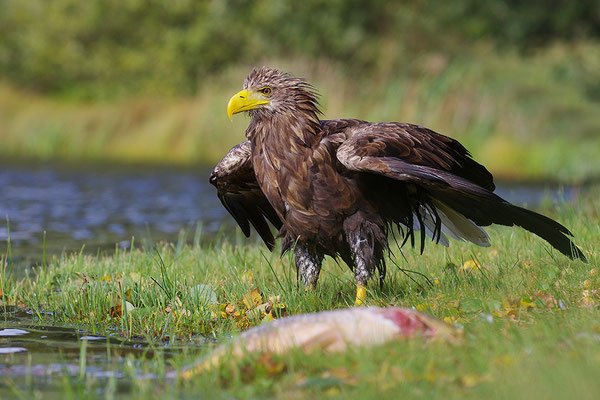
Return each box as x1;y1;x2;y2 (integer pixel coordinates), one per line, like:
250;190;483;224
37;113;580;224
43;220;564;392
432;200;490;247
412;208;450;247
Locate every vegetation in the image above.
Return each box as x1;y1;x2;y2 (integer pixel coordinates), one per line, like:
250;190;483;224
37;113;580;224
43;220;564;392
2;44;600;180
1;188;598;398
1;1;600;179
2;0;600;97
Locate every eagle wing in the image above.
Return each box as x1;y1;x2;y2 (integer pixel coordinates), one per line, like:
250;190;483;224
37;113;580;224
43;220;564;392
332;121;495;190
209;141;282;250
334;122;585;260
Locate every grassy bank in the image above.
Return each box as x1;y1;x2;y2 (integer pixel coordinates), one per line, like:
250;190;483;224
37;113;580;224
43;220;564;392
2;43;600;180
1;188;598;398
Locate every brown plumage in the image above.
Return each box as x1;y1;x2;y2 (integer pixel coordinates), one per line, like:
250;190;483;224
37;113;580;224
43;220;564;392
210;67;585;302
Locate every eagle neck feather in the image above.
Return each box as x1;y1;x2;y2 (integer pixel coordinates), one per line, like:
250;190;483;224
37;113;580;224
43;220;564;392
246;108;321;150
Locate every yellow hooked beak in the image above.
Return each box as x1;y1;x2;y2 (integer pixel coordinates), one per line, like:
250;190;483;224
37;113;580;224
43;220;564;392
227;89;270;120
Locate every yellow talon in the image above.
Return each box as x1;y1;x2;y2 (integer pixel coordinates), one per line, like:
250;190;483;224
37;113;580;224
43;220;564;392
355;285;367;306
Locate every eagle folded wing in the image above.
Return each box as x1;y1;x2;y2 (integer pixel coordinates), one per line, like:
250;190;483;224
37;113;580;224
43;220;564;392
335;122;495;190
209;141;282;250
335;124;585;260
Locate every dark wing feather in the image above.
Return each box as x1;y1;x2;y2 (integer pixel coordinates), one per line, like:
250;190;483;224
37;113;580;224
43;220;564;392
328;120;495;190
209;141;282;250
335;123;585;260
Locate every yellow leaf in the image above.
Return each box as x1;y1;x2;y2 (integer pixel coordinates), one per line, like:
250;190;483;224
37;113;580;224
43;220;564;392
262;313;274;323
519;299;534;310
458;260;481;274
242;287;262;310
443;316;457;324
225;303;236;315
582;297;596;307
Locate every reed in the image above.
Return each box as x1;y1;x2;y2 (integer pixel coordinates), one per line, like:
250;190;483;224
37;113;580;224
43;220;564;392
1;43;600;180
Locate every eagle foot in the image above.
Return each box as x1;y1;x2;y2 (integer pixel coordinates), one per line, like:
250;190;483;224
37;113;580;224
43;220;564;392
355;285;367;306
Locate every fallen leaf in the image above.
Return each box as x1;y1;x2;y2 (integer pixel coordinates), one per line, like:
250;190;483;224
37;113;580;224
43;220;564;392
459;260;482;274
110;301;135;318
225;303;241;318
262;313;274;323
242;287;262;310
582;297;596;307
519;298;535;310
444;316;458;324
225;303;236;315
189;284;218;306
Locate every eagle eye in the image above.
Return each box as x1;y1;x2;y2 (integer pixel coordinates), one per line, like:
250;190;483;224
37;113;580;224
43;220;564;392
259;87;272;96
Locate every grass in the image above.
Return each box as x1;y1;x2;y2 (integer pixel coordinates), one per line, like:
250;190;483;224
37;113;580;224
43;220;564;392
1;188;599;399
2;42;600;180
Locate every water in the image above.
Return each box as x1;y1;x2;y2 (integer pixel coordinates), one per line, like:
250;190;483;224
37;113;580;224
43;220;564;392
0;306;197;395
0;161;583;267
0;161;232;268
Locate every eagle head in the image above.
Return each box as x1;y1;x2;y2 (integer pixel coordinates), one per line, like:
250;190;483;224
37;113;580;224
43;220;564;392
227;67;320;120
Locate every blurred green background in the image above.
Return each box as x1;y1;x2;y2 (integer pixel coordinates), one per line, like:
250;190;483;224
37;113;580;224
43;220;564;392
1;0;599;180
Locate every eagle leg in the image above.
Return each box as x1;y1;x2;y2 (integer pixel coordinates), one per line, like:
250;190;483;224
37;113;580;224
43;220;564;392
344;213;387;305
295;245;324;289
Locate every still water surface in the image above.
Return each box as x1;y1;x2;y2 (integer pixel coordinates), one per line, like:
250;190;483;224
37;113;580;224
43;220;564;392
0;161;584;266
0;161;230;268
